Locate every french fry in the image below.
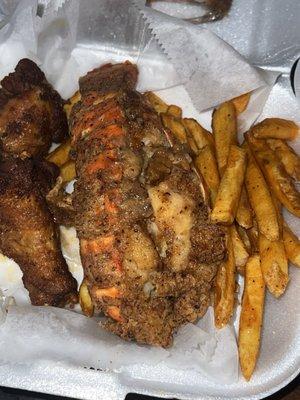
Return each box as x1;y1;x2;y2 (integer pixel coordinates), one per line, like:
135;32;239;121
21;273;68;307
259;233;289;297
212;101;237;176
79;279;94;317
47;139;71;167
60;160;76;183
214;227;236;328
164;106;200;153
144;91;168;114
246;131;265;151
211;145;247;225
247;220;259;254
249;137;300;218
244;147;280;241
272;195;283;237
183;126;199;154
267;138;300;180
183;118;214;150
231;224;249;275
231;92;251;114
236;185;253;229
237;225;252;254
252;118;299;140
238;254;265;381
262;156;300;217
194;145;220;206
283;224;300;268
247;134;300;217
167;104;182;119
64;91;81;119
161;113;187;144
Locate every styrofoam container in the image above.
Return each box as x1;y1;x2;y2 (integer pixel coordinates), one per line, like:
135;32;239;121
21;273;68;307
0;1;299;399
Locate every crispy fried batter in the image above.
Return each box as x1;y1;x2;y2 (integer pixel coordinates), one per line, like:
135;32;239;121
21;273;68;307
0;159;77;306
0;60;77;307
71;63;226;346
0;59;68;159
33;159;60;197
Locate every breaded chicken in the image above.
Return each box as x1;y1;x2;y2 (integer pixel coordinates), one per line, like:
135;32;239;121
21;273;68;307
0;58;68;159
0;159;77;306
0;59;77;307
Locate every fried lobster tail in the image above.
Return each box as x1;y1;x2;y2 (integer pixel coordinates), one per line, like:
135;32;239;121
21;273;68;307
71;62;226;346
0;58;68;159
0;159;77;306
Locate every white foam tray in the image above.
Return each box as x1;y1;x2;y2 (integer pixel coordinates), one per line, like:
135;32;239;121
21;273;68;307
0;1;299;399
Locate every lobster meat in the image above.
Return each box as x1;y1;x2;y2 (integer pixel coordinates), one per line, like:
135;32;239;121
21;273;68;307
71;62;225;346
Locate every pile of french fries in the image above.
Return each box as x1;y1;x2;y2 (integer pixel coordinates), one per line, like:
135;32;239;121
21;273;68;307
48;89;300;381
145;91;300;381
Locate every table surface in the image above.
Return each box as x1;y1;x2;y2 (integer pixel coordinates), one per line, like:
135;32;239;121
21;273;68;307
0;375;299;400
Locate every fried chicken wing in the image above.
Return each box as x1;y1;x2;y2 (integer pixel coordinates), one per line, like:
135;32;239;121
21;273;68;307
71;62;226;346
0;59;77;307
0;159;77;306
0;58;68;159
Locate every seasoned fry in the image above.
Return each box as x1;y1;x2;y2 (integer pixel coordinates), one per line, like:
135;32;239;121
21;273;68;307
245;148;280;241
237;225;252;254
214;227;236;328
259;234;289;297
247;220;259;254
249;137;300;218
283;224;300;268
60;160;76;183
144;91;168;114
79;279;94;317
238;254;265;381
161;113;187;144
167;104;182;119
47;139;71;167
231;92;251;114
272;195;283;237
183;118;214;150
247;134;300;217
267;138;300;180
236;185;253;229
211;145;247;225
262;157;300;217
162;106;199;153
194;145;220;206
231;224;249;275
184;128;198;154
64;90;81;119
212;101;237;176
252;118;299;140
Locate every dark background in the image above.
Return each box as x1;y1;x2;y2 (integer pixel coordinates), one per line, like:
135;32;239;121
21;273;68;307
0;374;299;400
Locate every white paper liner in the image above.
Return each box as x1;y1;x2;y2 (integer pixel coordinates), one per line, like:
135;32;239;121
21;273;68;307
0;304;238;384
0;0;181;98
133;0;269;111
